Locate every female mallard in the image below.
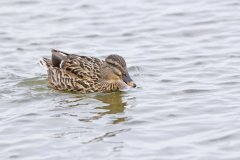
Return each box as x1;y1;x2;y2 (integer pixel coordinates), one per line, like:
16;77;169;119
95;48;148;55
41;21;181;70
40;49;136;93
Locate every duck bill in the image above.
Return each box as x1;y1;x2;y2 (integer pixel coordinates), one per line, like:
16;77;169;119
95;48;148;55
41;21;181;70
123;72;136;88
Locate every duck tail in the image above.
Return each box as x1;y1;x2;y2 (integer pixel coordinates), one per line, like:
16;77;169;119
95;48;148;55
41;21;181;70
51;49;68;67
39;57;51;70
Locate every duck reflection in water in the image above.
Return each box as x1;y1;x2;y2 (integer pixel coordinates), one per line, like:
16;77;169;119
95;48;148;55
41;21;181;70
54;92;131;145
94;92;127;124
81;92;130;144
61;92;128;124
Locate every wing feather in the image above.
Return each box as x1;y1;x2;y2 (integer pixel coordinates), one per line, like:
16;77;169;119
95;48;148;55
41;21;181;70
61;54;103;81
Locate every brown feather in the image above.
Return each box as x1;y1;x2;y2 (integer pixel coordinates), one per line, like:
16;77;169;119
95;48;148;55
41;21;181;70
40;49;135;93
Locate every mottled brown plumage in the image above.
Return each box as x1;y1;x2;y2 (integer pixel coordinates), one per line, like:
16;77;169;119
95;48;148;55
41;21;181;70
40;49;136;93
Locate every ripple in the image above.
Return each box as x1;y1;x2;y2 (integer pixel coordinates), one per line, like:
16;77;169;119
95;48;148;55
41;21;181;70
1;0;240;160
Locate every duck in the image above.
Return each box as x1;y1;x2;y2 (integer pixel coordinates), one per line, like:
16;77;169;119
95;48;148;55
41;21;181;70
39;49;136;93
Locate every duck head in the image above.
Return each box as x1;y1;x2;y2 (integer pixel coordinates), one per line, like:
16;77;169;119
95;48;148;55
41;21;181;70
101;54;136;88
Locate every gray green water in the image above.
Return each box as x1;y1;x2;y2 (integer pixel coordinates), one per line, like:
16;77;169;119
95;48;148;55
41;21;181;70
1;0;240;159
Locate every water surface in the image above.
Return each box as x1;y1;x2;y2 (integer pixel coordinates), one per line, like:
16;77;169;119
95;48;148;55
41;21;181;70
1;0;240;159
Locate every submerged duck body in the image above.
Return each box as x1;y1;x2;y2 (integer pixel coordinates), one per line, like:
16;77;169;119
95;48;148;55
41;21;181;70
40;49;136;93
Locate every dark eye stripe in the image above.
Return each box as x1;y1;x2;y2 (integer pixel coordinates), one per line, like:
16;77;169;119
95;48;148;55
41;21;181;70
107;60;124;72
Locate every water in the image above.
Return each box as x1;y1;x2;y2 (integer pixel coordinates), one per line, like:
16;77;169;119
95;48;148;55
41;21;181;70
1;0;240;159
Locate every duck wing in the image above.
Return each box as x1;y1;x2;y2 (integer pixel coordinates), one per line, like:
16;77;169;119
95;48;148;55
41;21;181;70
47;67;96;93
51;49;103;81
